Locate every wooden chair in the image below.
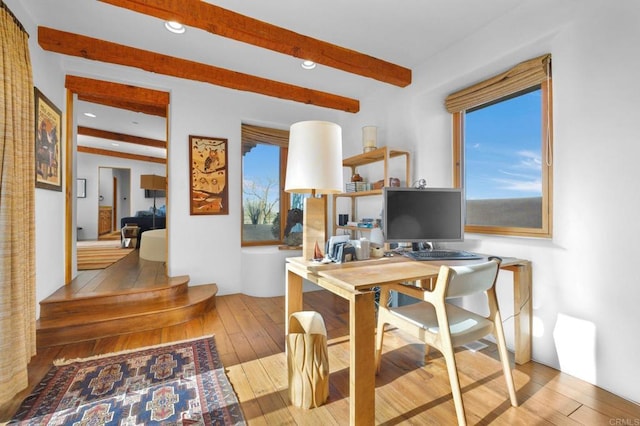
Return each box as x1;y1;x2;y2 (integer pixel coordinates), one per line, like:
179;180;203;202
375;257;518;425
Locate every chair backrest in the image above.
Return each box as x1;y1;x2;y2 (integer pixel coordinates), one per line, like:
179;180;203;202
446;258;500;298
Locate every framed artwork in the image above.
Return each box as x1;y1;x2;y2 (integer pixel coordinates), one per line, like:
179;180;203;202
35;87;62;191
189;135;228;215
77;178;86;198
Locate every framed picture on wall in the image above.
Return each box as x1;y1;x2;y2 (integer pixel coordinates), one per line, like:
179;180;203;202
35;87;62;191
189;135;228;215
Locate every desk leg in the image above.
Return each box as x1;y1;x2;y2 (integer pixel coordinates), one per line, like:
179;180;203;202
506;262;532;365
285;267;304;336
350;290;376;425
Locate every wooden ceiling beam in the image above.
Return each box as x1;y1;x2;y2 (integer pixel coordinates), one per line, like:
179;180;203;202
78;145;166;164
43;27;359;113
99;0;411;87
65;75;169;117
77;126;166;149
77;94;167;117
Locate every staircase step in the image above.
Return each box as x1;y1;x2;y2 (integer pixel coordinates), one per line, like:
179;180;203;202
36;284;218;348
39;276;190;320
40;251;190;320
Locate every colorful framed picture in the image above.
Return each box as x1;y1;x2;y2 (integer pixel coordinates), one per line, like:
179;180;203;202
35;87;62;191
189;135;228;215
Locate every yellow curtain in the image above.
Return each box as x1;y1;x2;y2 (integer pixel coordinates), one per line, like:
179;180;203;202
0;2;36;404
445;54;551;113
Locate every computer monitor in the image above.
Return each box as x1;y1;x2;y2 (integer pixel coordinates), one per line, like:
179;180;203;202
383;187;464;243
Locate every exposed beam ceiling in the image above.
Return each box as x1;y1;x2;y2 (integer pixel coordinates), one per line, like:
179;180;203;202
77;126;166;149
43;27;360;113
77;94;166;117
68;76;168;159
78;146;166;164
65;75;170;115
99;0;411;88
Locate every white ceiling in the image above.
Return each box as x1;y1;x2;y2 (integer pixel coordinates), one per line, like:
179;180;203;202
76;100;166;159
16;0;534;158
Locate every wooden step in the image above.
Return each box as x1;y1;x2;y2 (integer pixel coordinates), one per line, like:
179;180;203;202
36;284;218;348
40;251;190;319
37;250;218;348
39;275;190;320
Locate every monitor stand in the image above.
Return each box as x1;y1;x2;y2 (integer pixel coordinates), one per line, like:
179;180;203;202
411;241;433;251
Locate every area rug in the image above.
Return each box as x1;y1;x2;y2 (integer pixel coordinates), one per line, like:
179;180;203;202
10;336;246;425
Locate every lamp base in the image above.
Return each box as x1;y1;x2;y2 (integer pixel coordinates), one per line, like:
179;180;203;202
302;197;326;261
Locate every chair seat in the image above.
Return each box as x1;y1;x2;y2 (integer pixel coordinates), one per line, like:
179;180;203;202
389;301;494;347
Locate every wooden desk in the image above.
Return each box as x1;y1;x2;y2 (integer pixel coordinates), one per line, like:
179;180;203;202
285;254;532;425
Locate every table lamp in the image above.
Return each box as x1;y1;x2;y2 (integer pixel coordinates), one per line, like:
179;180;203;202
285;121;344;260
140;174;166;229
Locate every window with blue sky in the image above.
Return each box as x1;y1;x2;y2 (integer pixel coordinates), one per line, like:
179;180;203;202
465;87;542;201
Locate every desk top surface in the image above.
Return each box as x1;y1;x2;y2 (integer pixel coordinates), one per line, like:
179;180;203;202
287;254;528;292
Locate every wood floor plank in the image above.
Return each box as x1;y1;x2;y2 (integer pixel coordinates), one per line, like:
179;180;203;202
3;290;639;424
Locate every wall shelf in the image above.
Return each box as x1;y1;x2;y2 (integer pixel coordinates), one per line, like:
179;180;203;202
332;146;411;236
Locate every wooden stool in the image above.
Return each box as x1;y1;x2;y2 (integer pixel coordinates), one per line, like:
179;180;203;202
287;311;329;408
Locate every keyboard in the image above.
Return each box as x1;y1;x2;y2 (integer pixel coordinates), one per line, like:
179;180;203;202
403;250;483;261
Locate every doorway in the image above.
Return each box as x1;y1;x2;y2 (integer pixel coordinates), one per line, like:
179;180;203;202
95;167;131;240
64;76;169;282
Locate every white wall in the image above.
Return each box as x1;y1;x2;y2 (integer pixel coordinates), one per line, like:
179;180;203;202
9;0;639;405
165;82;345;295
348;0;640;405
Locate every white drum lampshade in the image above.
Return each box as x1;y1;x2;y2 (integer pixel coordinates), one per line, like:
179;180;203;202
285;121;344;260
285;121;344;195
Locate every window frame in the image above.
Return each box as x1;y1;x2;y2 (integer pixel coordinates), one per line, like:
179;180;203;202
240;124;291;247
452;78;553;238
240;142;291;247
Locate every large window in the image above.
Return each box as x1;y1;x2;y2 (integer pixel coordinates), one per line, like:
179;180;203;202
241;124;306;246
448;54;553;237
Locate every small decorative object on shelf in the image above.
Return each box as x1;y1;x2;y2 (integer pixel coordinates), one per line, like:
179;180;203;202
372;177;401;189
313;241;324;261
346;182;370;192
362;126;378;153
414;178;428;189
351;173;363;182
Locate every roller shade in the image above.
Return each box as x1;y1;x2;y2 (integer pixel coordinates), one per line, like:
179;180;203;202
242;124;289;155
445;54;551;113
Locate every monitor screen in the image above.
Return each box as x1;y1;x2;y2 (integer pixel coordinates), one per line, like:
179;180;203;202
383;187;464;243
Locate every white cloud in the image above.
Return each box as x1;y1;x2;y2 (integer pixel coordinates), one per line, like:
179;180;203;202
516;150;541;170
493;177;541;193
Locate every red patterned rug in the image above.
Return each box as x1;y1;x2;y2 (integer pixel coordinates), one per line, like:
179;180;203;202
10;336;246;425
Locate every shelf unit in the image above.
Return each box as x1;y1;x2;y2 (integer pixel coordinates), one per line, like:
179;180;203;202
332;146;411;236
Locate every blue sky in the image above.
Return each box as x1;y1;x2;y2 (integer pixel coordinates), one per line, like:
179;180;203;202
465;89;542;200
243;143;280;203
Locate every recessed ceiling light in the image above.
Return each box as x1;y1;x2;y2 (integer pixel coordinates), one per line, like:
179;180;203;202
164;21;186;34
111;143;120;147
301;60;316;70
83;112;96;118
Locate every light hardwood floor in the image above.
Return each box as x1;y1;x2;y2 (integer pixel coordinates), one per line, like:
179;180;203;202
2;290;638;424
